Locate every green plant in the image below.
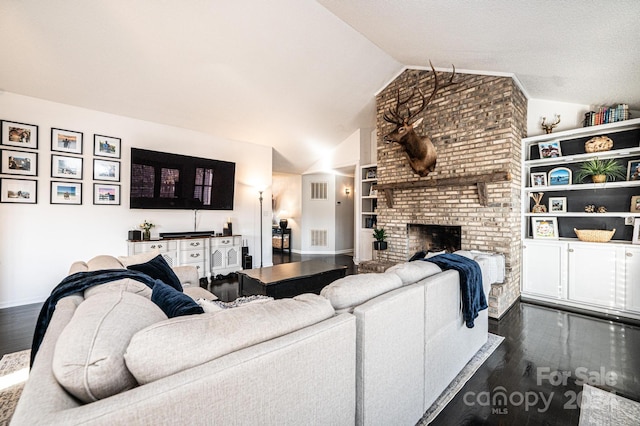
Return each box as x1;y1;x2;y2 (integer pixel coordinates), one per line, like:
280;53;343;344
372;228;387;242
574;158;626;183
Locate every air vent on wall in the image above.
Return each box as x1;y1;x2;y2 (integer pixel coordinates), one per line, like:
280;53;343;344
310;229;328;247
310;182;328;200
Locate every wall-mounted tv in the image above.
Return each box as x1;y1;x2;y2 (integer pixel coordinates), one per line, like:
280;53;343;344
130;148;235;210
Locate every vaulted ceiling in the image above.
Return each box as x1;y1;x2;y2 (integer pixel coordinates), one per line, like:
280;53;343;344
1;1;638;173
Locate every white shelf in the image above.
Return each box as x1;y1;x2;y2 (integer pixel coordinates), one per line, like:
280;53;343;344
525;180;640;192
525;147;640;167
524;212;640;218
523;117;640;145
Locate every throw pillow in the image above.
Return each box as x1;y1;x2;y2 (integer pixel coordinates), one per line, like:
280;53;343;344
127;254;182;291
151;280;204;318
52;291;167;403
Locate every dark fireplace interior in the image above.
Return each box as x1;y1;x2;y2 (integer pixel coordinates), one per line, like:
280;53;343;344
407;224;462;255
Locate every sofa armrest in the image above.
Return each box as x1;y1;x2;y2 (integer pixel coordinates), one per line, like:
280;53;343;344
172;265;199;288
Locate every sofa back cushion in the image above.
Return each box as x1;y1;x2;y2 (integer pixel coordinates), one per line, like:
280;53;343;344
125;293;335;384
320;273;403;314
52;291;167;403
385;261;442;285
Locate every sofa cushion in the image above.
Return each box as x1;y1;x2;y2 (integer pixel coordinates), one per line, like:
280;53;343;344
320;273;403;314
127;254;182;291
151;280;204;317
83;278;153;299
386;261;442;285
117;249;161;267
68;255;125;274
125;293;335;384
52;291;167;403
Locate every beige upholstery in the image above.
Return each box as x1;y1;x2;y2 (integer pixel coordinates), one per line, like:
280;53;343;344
320;272;402;314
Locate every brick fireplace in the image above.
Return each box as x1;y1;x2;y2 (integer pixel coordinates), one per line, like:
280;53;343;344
372;69;527;318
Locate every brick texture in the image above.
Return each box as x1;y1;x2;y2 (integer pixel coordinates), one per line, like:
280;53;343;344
374;69;527;318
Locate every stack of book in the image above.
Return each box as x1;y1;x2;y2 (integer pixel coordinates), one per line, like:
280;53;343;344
583;104;629;127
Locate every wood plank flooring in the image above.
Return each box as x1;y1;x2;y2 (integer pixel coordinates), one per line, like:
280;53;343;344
2;252;639;425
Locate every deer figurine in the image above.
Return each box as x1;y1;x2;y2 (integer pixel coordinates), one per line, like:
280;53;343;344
383;61;457;177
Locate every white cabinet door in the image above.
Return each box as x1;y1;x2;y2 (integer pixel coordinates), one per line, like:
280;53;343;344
568;243;620;308
522;240;566;298
625;246;640;313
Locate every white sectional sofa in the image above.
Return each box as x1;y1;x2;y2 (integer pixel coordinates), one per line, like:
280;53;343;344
12;251;499;426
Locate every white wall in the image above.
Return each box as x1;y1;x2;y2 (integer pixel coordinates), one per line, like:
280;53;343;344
0;92;272;308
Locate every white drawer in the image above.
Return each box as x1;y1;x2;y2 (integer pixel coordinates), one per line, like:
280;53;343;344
211;236;235;247
132;240;176;254
179;249;206;263
179;238;208;251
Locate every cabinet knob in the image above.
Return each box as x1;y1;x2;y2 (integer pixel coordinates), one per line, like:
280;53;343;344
190;253;200;258
158;244;163;248
568;248;574;252
190;242;200;247
150;245;156;249
627;252;633;257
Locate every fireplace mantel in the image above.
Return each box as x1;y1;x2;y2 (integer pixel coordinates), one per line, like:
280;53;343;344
374;170;511;207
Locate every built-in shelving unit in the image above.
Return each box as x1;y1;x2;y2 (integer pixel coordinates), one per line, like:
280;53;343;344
355;164;377;264
521;118;640;321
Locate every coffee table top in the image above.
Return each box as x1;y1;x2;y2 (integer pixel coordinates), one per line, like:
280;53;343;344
238;260;347;285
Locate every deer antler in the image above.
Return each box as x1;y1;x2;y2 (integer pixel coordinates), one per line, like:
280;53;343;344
383;61;457;126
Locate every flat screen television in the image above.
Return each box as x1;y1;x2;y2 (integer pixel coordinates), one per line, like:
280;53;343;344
130;148;235;210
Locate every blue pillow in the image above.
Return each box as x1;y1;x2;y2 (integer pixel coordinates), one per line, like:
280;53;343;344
151;280;204;318
127;255;183;292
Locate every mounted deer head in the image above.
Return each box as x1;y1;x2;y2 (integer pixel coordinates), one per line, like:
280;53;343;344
383;61;457;177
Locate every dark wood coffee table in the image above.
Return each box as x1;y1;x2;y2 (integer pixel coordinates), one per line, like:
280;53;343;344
238;260;347;299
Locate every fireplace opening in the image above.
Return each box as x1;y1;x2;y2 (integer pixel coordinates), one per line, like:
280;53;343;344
407;224;461;254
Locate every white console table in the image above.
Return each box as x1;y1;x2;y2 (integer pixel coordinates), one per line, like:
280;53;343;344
127;235;243;280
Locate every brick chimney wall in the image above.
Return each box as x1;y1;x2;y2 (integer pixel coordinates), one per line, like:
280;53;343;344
374;69;527;318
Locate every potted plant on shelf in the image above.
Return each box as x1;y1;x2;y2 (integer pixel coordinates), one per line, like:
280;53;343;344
574;158;626;183
372;228;387;251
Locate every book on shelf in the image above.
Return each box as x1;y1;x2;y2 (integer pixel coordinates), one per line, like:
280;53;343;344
583;104;629;127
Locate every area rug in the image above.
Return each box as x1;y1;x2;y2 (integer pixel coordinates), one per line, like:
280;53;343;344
0;349;30;426
417;333;504;425
579;384;640;425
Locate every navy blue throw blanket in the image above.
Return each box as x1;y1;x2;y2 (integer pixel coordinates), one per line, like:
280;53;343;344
423;253;487;328
30;269;160;367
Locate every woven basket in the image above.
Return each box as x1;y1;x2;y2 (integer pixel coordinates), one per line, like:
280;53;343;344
574;228;615;242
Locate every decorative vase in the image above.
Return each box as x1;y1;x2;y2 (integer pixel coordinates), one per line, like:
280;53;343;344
592;174;607;183
530;192;547;213
373;241;387;250
143;229;151;240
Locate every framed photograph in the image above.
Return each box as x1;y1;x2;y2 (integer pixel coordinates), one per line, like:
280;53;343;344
538;141;561;158
634;218;640;245
51;128;83;154
94;134;121;158
630;195;640;213
0;178;37;203
531;216;559;239
50;181;82;205
549;197;567;213
94;183;121;205
627;159;640;181
548;167;572;186
93;159;120;181
369;186;377;196
530;172;547;187
1;120;38;149
1;149;37;176
51;154;83;180
366;169;377;179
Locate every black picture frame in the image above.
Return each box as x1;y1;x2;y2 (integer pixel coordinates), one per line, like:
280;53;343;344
94;134;121;158
93;183;121;205
0;178;37;203
50;181;82;205
1;149;38;176
51;154;83;180
51;128;83;154
1;120;38;149
93;159;120;181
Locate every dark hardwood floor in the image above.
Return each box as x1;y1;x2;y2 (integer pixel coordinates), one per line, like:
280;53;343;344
2;252;639;425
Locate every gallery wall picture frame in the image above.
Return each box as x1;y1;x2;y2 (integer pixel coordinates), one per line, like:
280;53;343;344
538;141;562;158
531;216;559;239
1;120;38;149
51;154;83;180
93;183;120;205
94;134;121;158
530;172;547;187
549;197;567;213
51;128;83;154
633;218;640;245
1;149;38;176
548;167;572;186
50;181;82;205
0;178;37;203
93;159;120;181
630;195;640;213
627;159;640;181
